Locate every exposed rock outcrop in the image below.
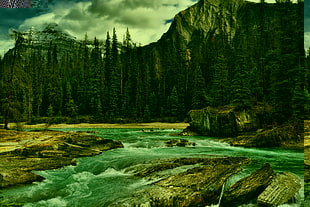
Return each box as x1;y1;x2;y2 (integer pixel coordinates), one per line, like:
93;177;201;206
187;105;270;137
0;129;123;188
224;124;303;148
188;106;238;137
257;172;301;206
10;23;80;58
0;157;76;188
109;159;301;207
165;139;196;147
110;157;251;207
186;105;302;148
221;163;276;206
163;0;244;45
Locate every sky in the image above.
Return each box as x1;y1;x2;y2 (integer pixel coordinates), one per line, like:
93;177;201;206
305;0;310;50
0;0;297;56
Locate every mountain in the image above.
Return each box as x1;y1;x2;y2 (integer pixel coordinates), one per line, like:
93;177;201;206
0;0;306;127
161;0;244;45
144;0;304;120
8;23;81;57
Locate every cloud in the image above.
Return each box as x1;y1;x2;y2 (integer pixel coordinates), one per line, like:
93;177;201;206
0;36;14;57
305;32;310;51
17;0;198;45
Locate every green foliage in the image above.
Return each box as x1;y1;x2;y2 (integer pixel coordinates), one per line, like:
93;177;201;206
0;2;304;125
231;68;251;109
46;104;54;117
191;66;207;110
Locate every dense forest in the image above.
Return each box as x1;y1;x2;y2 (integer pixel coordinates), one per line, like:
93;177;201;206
0;0;307;128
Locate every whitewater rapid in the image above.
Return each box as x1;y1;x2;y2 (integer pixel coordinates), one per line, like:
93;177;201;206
2;128;304;206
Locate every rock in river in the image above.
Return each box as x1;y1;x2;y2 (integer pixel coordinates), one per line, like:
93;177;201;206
0;129;123;188
221;163;276;206
257;172;302;206
110;159;301;207
109;157;251;207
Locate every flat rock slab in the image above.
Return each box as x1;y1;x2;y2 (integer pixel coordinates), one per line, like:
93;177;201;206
257;172;301;206
222;163;276;207
109;157;251;207
0;129;123;188
0;157;76;188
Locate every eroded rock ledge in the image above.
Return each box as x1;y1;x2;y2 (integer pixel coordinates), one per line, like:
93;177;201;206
0;129;123;188
109;158;301;207
182;105;303;148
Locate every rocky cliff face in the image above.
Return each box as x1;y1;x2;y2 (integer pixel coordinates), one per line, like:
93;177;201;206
9;23;81;58
163;0;244;45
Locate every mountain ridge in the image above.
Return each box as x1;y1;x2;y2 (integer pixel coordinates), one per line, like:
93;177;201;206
161;0;245;45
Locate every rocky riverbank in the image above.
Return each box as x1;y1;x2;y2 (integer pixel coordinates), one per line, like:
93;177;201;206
0;128;302;207
181;105;303;148
108;158;301;207
0;129;123;188
221;124;304;148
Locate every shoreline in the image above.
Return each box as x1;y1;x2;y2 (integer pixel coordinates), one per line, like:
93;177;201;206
11;122;190;129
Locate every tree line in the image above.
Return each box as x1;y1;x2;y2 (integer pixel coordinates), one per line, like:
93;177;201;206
0;0;307;128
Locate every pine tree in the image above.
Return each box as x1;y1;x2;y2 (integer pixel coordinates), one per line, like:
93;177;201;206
43;42;63;116
89;37;103;117
192;66;207;110
169;86;179;117
109;28;121;117
231;54;251;109
210;54;229;107
104;32;112;114
64;82;78;117
47;104;54;117
1;33;25;129
268;49;291;124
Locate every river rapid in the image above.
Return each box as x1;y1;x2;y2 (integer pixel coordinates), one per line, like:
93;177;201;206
2;128;304;207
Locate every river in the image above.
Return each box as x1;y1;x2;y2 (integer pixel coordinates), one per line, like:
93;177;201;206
2;128;304;206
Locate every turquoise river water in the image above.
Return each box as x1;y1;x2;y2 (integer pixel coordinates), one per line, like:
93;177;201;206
2;128;305;207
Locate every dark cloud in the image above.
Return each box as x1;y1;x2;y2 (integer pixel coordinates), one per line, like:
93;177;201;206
87;0;121;18
0;8;44;33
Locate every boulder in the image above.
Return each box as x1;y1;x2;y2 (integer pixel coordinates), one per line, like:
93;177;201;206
189;106;238;137
257;172;301;206
165;139;196;147
188;105;270;137
225;124;303;148
221;163;276;206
